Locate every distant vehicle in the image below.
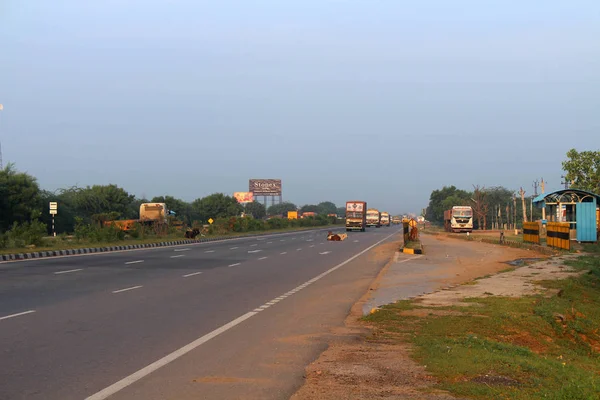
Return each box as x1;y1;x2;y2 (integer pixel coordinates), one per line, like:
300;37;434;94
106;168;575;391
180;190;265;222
301;211;317;218
366;208;381;228
104;203;182;232
444;206;473;233
380;211;391;227
392;216;401;225
417;216;425;223
346;201;367;232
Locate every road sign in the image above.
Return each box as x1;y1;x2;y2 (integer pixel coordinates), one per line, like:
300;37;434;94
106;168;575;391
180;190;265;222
49;202;58;210
208;218;214;224
50;210;57;215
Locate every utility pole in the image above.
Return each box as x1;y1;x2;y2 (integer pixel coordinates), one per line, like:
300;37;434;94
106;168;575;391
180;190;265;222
540;178;546;220
513;195;517;234
560;175;570;189
519;187;528;223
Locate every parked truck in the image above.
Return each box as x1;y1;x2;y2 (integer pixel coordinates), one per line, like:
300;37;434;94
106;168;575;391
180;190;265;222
444;205;474;233
366;208;381;228
346;201;367;232
380;211;391;227
104;203;181;233
392;216;402;225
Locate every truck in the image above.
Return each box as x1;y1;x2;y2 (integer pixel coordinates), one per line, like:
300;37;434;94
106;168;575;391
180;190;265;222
104;203;181;233
346;201;367;232
444;205;473;233
380;211;391;227
392;216;401;225
366;208;381;228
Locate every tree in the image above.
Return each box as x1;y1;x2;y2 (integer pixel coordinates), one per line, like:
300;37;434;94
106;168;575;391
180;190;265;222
425;185;472;224
244;201;266;219
267;202;297;216
470;185;489;230
191;193;243;222
151;195;195;224
69;184;136;220
317;201;338;215
0;164;42;232
300;204;319;213
336;207;346;217
562;149;600;193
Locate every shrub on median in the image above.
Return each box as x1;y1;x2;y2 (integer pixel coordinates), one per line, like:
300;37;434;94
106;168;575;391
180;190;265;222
0;220;47;249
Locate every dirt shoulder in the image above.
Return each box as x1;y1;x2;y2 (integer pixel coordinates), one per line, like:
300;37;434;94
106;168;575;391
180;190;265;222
290;234;587;400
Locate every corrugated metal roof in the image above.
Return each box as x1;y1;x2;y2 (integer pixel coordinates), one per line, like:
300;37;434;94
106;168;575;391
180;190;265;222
533;189;600;205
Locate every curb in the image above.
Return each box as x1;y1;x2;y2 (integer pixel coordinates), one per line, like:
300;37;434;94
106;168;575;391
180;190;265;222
400;247;424;255
0;226;344;263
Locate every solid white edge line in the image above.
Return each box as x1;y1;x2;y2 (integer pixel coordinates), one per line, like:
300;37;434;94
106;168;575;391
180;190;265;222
0;310;36;321
54;268;83;275
182;272;203;278
112;285;143;294
125;260;144;265
85;229;400;400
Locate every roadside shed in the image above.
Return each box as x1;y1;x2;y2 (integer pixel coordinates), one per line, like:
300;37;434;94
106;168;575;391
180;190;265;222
533;189;600;243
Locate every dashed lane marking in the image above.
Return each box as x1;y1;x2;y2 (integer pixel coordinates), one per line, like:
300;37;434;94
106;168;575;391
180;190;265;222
183;272;203;278
112;285;143;294
54;268;83;275
125;260;144;265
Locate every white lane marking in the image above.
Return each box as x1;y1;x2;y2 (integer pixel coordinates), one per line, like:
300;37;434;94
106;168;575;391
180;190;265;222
54;268;83;275
248;249;262;253
183;272;203;278
280;252;287;255
230;247;238;250
125;260;144;265
267;241;273;244
112;285;143;294
396;255;423;264
353;240;359;243
258;256;268;260
228;263;241;267
250;244;258;247
320;242;325;245
296;248;302;251
204;250;215;253
85;230;398;400
256;238;266;241
319;251;331;255
280;239;285;242
170;255;185;258
174;248;190;252
309;245;315;248
0;310;36;321
306;239;314;242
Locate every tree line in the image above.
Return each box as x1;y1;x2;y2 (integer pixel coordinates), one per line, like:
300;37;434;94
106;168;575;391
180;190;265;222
424;148;599;229
0;163;345;236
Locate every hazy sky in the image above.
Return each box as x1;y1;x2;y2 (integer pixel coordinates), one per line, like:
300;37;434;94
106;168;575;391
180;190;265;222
1;1;599;214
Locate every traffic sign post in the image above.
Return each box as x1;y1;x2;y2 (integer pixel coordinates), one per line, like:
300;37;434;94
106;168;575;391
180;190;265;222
208;218;214;225
49;202;58;237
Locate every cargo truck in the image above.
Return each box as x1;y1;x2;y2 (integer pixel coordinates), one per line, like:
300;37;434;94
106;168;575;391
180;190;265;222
380;211;391;227
346;201;367;232
104;203;181;232
366;208;381;228
392;216;401;225
444;206;473;233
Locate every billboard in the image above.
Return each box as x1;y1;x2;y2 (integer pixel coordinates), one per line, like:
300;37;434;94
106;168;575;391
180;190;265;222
249;179;282;196
233;192;254;204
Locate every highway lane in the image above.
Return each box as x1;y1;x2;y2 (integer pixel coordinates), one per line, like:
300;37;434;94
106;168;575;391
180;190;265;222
0;228;338;316
0;227;399;400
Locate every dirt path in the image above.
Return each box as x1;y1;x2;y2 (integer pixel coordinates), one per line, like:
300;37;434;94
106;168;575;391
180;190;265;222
291;235;553;400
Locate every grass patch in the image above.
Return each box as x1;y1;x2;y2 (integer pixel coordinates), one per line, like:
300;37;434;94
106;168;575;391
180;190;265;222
404;240;423;250
365;255;600;399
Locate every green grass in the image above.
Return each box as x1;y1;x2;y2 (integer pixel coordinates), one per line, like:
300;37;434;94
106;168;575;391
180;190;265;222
404;240;423;250
364;254;600;399
0;224;340;255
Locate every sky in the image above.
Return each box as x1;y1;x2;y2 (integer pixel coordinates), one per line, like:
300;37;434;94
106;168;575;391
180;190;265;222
1;0;599;215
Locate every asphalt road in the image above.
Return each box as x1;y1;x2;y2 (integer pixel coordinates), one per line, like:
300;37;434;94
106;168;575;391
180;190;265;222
0;227;400;400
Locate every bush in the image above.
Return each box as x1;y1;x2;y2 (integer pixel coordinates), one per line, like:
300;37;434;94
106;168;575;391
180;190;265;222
0;220;48;249
74;217;126;243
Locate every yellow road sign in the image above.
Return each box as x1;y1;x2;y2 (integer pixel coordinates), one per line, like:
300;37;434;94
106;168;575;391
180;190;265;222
208;218;214;224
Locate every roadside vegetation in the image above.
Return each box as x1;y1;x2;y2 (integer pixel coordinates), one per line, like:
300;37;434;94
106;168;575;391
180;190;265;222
0;163;344;253
365;248;600;399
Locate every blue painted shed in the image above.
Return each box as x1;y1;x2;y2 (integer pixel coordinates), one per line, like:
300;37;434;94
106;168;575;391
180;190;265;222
533;189;600;243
